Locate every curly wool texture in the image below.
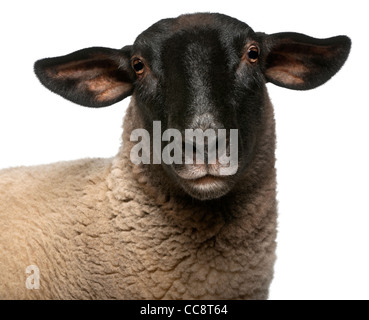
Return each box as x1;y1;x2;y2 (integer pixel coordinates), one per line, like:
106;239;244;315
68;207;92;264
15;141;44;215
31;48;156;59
0;97;277;300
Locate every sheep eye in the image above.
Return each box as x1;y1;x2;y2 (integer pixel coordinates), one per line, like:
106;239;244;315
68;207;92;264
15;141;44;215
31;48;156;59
132;59;145;75
247;45;259;63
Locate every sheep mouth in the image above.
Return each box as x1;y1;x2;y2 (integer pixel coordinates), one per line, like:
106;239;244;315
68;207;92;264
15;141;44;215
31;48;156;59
174;167;226;184
185;174;229;190
180;175;233;200
172;167;235;200
187;175;222;184
183;173;227;187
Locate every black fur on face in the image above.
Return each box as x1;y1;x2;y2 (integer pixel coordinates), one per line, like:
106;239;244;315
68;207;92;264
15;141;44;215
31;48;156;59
131;14;266;200
34;12;351;200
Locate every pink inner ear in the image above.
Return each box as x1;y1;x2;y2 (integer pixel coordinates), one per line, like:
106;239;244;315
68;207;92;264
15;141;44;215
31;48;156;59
83;71;132;102
49;56;117;78
265;48;311;86
47;59;99;79
95;83;132;102
45;56;132;103
265;66;306;85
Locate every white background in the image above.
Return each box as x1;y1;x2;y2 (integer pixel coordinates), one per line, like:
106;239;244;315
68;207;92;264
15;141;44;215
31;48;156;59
1;0;368;300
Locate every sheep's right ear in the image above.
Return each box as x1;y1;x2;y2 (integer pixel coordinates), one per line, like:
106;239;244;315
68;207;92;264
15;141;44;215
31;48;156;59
34;46;135;108
261;33;351;90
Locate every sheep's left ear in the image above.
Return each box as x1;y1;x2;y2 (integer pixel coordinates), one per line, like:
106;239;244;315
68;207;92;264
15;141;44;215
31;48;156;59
261;32;351;90
34;46;135;107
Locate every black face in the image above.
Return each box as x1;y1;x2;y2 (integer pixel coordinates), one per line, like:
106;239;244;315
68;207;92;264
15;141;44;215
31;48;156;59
34;12;351;201
131;14;266;200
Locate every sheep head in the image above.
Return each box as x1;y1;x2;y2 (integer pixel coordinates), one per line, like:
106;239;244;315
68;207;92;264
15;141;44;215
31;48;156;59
34;13;351;200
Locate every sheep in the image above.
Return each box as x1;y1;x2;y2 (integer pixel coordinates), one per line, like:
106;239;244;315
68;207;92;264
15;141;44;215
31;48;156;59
0;12;351;300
